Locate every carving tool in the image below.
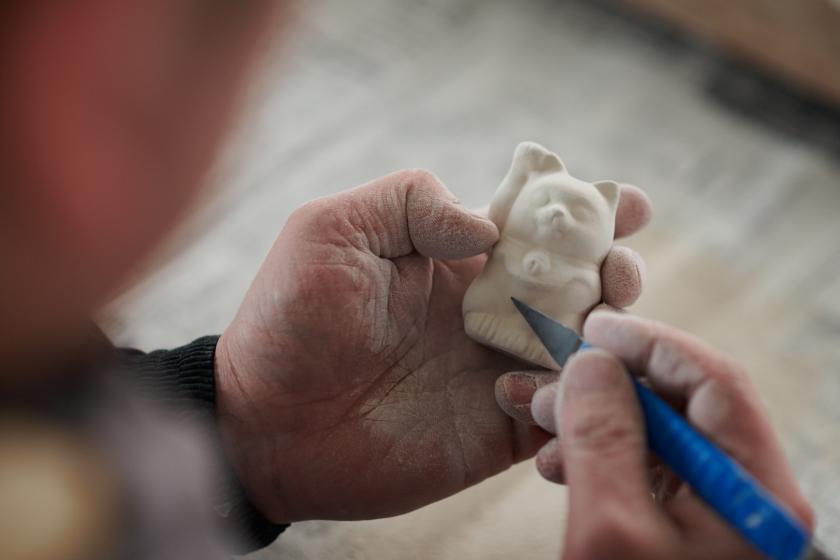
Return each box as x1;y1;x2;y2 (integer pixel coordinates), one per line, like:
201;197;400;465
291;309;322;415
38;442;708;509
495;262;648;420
511;298;832;560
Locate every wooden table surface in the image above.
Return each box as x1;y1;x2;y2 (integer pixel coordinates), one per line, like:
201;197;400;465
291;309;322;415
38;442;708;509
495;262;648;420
104;0;840;556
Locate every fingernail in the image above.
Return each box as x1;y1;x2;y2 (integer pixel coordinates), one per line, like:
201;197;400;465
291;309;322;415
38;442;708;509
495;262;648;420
503;373;538;406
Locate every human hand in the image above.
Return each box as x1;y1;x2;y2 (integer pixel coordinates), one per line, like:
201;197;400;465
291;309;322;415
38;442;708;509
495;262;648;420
532;312;814;559
214;169;649;522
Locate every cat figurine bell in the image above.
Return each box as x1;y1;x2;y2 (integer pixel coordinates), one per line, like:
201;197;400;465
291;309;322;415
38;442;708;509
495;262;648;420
462;142;619;369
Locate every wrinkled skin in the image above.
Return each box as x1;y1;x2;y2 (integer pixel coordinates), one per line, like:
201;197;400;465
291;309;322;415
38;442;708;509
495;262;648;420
531;313;814;559
216;169;650;522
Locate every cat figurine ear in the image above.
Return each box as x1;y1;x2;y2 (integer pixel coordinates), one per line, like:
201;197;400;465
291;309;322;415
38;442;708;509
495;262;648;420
593;179;620;214
489;141;565;230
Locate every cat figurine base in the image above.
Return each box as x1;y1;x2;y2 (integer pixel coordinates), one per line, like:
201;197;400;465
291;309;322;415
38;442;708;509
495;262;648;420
462;142;619;369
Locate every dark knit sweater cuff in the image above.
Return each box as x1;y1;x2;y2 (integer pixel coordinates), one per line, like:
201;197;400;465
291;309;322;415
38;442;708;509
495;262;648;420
115;336;288;553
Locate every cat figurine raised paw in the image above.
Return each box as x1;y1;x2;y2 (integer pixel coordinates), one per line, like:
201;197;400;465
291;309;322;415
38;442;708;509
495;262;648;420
462;142;619;369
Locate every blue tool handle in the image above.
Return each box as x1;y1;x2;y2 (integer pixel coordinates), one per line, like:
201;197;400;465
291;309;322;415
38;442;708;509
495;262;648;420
578;343;809;560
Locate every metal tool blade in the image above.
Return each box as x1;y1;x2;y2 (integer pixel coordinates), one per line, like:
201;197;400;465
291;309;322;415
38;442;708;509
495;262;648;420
511;298;583;367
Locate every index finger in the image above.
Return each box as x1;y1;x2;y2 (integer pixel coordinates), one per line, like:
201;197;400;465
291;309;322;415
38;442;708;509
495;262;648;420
582;312;814;530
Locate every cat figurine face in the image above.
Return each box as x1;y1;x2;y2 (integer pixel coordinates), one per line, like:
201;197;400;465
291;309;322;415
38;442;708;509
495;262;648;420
492;143;619;263
462;142;620;369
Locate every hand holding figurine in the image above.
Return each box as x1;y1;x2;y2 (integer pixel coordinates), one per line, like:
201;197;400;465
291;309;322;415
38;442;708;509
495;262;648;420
213;147;650;522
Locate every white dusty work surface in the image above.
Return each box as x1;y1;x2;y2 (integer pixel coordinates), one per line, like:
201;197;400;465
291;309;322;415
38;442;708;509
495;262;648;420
104;0;840;557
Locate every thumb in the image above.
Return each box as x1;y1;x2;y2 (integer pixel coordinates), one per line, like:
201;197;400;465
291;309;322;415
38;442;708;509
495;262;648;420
337;169;499;260
558;351;659;528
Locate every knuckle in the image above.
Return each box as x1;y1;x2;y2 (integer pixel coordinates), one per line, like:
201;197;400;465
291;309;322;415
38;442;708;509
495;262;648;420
288;197;362;244
401;168;438;187
715;358;751;391
287;197;332;230
398;168;448;200
371;169;446;215
648;332;753;396
687;377;772;455
566;408;644;454
704;364;756;414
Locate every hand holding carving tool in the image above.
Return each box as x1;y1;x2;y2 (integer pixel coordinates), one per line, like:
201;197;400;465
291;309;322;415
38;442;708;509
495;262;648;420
511;298;827;560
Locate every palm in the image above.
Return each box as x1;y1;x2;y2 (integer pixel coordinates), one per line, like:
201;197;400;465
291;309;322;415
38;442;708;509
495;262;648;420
226;241;542;521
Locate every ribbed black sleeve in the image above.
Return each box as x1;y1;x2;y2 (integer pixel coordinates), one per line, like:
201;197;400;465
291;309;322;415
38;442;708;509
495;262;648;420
115;336;289;553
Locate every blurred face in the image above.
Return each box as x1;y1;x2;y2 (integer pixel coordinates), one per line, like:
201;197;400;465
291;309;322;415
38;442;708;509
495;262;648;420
0;0;281;370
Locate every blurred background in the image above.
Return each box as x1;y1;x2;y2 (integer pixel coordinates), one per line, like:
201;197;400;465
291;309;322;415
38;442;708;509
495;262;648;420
103;0;840;557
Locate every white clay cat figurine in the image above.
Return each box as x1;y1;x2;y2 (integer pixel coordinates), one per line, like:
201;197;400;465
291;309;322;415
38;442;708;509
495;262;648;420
462;142;619;369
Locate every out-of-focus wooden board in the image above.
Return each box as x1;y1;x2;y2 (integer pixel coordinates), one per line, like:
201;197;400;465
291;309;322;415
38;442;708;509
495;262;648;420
622;0;840;104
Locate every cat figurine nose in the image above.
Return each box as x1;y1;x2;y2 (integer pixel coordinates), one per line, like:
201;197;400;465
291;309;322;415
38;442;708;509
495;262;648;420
537;206;567;230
